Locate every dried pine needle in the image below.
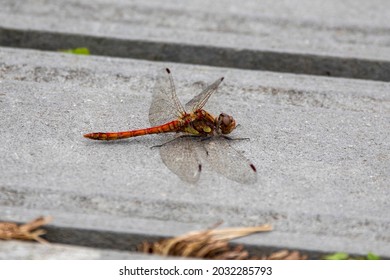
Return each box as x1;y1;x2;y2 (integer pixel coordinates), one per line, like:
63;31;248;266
139;224;278;260
0;216;52;244
266;250;307;260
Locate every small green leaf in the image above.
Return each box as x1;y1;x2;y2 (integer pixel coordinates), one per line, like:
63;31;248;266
323;252;349;260
61;47;90;55
366;252;380;260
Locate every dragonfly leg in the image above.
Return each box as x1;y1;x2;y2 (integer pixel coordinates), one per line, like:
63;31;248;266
199;135;249;144
200;136;212;142
222;135;250;141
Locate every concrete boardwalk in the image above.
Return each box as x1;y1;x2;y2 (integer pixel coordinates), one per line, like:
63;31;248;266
0;0;390;259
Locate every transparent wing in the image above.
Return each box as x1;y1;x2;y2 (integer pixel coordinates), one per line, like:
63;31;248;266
201;137;257;184
185;77;224;112
159;136;202;184
149;68;186;126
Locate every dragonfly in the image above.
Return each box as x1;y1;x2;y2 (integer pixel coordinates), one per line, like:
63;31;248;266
84;68;257;184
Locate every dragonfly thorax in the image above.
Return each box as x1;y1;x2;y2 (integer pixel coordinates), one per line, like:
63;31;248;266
216;113;236;135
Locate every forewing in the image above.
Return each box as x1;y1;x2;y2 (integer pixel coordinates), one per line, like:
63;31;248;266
202;137;257;184
159;137;202;184
149;68;186;126
185;77;224;112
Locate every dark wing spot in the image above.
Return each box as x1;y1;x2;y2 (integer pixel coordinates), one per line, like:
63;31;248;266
166;68;171;74
250;164;257;172
220;77;224;81
198;164;202;172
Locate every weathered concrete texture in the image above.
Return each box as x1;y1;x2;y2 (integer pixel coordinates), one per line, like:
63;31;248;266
0;240;171;260
0;48;389;257
0;0;389;81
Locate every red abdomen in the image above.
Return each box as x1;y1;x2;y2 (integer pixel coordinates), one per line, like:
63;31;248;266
84;120;181;140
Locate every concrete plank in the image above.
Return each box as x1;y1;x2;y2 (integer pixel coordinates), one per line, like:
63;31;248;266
0;240;172;260
0;47;389;257
0;0;389;81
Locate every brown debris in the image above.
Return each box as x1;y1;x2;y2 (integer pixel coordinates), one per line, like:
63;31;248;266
140;224;307;260
139;224;276;260
0;216;52;244
264;250;307;260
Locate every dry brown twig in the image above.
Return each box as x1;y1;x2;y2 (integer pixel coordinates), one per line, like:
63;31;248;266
140;224;278;260
0;216;52;244
265;250;307;260
140;224;307;260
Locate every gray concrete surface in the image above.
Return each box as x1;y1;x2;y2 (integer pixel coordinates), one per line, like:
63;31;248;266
0;0;389;81
0;240;174;260
1;47;389;258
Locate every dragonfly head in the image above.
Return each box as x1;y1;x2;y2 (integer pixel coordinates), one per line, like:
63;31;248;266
217;113;236;135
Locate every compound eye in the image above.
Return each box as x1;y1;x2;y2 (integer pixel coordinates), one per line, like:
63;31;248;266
221;114;232;126
218;113;236;134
